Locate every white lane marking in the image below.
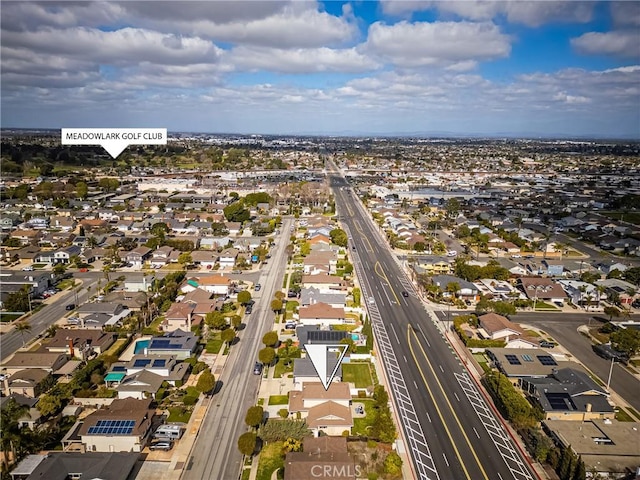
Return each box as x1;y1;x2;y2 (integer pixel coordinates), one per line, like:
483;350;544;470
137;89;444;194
454;392;460;402
389;323;400;344
403;355;408;363
442;453;449;467
473;427;480;439
414;381;419;390
439;365;444;373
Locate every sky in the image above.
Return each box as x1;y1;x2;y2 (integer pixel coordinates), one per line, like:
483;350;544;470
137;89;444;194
1;1;639;138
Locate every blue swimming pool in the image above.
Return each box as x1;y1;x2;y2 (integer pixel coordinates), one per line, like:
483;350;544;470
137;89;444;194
134;339;150;355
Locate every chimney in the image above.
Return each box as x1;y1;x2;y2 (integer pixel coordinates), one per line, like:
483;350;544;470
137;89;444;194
68;338;74;357
586;403;592;413
3;376;10;396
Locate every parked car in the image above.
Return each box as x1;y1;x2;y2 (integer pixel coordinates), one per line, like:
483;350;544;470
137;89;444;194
254;284;261;292
253;362;263;375
149;441;173;451
245;305;253;314
22;265;34;271
539;341;556;348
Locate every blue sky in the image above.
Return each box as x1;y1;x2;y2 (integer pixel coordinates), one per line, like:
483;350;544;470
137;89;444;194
1;1;639;138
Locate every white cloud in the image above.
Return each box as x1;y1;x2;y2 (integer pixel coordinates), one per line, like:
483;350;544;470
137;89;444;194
380;0;593;27
227;46;379;74
572;30;640;58
553;92;591;104
2;27;222;66
365;21;511;67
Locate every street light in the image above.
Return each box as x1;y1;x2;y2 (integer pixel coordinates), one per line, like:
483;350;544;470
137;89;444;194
606;357;616;392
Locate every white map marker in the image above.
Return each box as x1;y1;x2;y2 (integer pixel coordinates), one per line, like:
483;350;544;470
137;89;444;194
304;344;349;390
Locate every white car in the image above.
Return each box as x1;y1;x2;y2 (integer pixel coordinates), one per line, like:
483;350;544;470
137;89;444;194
368;297;375;304
446;250;457;257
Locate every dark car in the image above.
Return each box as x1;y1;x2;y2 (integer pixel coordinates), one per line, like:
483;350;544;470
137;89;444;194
539;341;556;348
401;291;409;298
65;304;76;310
245;304;253;314
253;362;263;375
592;343;629;364
254;284;261;292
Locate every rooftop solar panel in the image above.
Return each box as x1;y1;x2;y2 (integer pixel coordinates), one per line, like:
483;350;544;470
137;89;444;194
133;359;151;368
537;355;557;366
152;359;166;367
505;354;521;365
87;419;136;435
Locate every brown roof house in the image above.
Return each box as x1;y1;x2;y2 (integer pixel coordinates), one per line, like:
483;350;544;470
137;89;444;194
3;368;53;398
288;383;353;435
161;302;195;332
0;352;68;376
44;329;116;356
75;398;155;453
301;274;347;292
125;246;152;270
478;313;524;342
298;302;346;327
284;437;359;480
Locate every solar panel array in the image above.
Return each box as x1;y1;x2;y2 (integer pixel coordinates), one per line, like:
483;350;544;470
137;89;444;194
505;354;521;365
112;365;126;372
133;359;151;368
152;359;166;367
537;355;557;366
87;419;136;435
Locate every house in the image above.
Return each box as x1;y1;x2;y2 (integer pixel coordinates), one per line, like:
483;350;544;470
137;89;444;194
299;287;346;309
150;246;175;268
288;382;352;432
518;277;567;304
191;250;219;268
521;368;614;421
541;259;564;277
76;303;131;329
595;278;638;306
124;246;152;269
0;352;68;376
301;274;347;292
116;369;165;400
218;248;239;269
478;313;524;342
192;275;231;296
161;302;195;332
557;280;604;306
486;348;573;382
303;250;338;275
11;452;139;480
9;229;41;246
543;419;640;477
418;259;453;275
76;398;155;452
296;326;348;346
431;275;479;299
145;330;198;360
123;274;155;292
306;401;353;437
3;369;52;397
43;329;116;356
293;356;342;389
0;394;42;430
298;302;346;327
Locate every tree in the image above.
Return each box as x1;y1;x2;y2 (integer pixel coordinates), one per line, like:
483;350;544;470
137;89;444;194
244;406;264;429
223;202;250;223
14;321;32;347
271;298;283;313
178;252;192;269
237;432;257;456
75;181;88;199
4;287;29;312
231;314;242;330
259;347;275;366
492;301;517;317
610;328;640;357
37;393;62;417
221;328;236;346
53;263;67;275
196;369;216;394
340;336;356;353
445;198;461;219
329;228;348;247
604;306;620;322
383;451;403;477
373;385;389;409
237;291;252;305
445;282;460;300
205;311;227;330
262;331;279;347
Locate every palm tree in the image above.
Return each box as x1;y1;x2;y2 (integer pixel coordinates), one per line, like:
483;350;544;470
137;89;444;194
14;321;32;347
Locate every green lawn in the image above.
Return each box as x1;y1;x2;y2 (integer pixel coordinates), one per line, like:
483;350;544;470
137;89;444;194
273;358;293;379
351;399;376;436
601;211;640;226
256;441;285;480
57;279;76;290
205;332;223;354
342;363;373;389
268;395;289;406
0;313;24;323
615;408;635;422
167;407;192;423
285;301;299;311
533;301;558;310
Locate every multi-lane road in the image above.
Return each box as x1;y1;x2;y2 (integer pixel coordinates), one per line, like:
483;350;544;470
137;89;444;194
331;166;536;480
181;217;293;480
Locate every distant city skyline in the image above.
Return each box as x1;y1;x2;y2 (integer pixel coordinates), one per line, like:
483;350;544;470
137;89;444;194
1;1;639;139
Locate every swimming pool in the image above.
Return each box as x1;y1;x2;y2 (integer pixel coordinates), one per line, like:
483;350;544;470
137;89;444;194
134;339;150;355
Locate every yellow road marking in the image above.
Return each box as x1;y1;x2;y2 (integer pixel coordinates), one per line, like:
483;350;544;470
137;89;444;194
374;262;400;304
408;325;490;480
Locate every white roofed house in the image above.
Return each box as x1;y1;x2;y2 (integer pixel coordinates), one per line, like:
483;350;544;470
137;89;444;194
218;248;239;269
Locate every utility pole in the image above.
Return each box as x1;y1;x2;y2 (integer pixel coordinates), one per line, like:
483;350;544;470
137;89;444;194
606;357;615;392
